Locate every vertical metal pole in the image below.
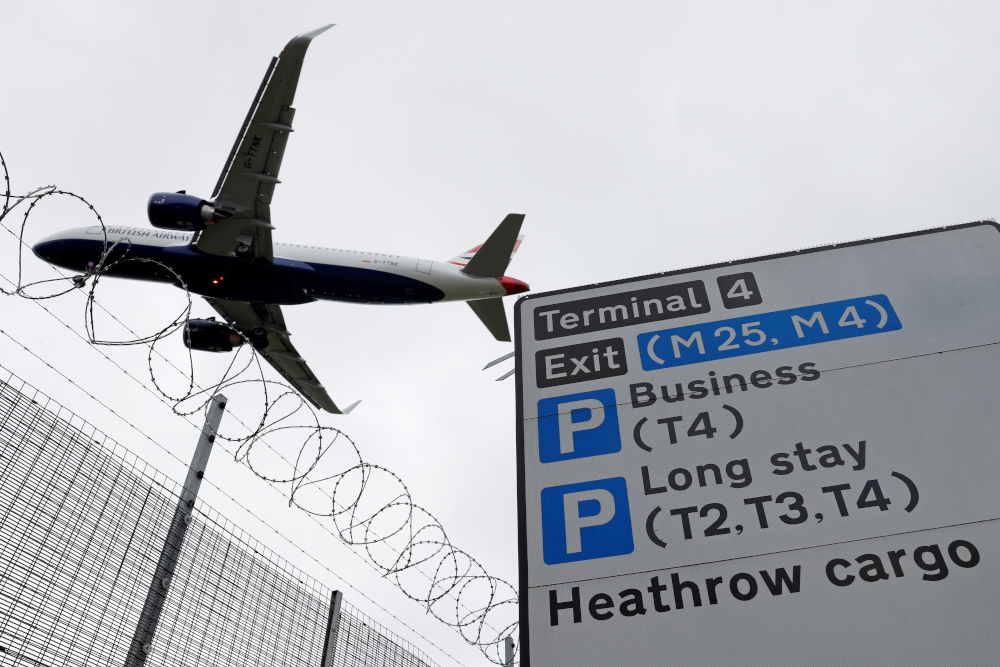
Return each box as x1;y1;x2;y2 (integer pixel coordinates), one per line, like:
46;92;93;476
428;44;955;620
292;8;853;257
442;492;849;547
505;636;515;665
320;590;344;667
123;395;227;666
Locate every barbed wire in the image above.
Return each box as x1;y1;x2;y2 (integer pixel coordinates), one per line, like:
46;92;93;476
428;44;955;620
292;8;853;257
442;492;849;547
0;150;520;665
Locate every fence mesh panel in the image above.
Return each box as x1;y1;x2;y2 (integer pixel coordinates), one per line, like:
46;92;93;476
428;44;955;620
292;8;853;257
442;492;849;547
0;370;443;667
331;602;433;667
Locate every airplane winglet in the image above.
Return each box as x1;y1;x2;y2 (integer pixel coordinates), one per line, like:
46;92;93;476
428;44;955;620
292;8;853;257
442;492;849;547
340;400;362;415
277;24;335;116
285;24;335;55
340;400;361;415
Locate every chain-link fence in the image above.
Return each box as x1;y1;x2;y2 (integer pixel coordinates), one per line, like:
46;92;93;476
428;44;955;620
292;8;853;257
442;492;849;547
0;370;440;667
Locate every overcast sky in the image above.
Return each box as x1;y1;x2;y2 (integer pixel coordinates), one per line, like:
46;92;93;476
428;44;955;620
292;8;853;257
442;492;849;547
3;2;1000;664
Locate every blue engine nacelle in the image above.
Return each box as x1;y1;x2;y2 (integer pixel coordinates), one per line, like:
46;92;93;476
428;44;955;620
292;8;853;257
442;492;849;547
183;319;244;353
148;192;228;231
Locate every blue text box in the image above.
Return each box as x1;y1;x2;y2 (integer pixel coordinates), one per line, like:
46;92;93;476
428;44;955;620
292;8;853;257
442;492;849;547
638;294;901;370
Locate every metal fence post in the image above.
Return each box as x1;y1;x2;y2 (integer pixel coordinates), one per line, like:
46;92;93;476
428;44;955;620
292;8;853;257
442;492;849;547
320;590;344;667
123;394;227;666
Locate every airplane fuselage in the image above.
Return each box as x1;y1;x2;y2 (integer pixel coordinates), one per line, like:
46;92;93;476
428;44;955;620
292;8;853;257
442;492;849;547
33;226;527;306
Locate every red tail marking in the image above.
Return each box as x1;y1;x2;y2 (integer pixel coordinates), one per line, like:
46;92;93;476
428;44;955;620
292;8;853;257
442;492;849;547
498;276;529;296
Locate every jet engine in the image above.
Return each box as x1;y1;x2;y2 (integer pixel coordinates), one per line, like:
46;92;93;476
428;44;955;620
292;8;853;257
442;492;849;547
183;319;244;352
148;192;230;231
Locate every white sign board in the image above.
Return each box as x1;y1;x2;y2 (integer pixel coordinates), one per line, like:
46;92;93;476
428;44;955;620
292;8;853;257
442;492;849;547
514;223;1000;666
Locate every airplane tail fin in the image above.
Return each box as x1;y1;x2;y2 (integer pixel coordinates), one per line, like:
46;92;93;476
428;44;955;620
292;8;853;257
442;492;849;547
448;213;525;277
451;213;527;342
467;297;511;342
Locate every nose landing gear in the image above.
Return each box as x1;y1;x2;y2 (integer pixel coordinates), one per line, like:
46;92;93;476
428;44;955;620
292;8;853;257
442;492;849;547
72;260;99;288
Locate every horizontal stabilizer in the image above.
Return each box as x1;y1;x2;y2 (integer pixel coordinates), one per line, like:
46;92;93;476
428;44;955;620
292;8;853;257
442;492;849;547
462;214;525;277
468;297;511;342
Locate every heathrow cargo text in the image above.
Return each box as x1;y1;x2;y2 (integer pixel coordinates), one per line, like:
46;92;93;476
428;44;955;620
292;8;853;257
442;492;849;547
547;536;981;627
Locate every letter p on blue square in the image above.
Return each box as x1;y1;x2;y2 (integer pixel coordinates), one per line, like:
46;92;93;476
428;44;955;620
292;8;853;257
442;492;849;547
537;388;621;463
541;477;634;564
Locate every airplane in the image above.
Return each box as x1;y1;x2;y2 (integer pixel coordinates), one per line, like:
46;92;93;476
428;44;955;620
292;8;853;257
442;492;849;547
31;25;529;414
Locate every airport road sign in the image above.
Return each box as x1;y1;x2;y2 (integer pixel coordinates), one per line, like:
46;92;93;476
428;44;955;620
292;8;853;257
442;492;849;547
514;222;1000;666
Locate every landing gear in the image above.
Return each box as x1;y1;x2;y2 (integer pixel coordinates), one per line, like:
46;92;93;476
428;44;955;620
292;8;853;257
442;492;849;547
249;326;269;350
235;233;254;261
71;261;99;288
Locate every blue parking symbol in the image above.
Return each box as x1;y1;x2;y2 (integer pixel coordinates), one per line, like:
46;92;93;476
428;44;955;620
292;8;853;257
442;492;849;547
541;477;634;564
537;388;621;463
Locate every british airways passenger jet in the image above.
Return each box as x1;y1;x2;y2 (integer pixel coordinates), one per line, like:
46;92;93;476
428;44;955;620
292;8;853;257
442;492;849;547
32;25;528;414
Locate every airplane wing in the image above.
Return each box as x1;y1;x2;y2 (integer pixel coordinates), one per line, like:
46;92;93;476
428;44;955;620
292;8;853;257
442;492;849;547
203;297;357;414
194;25;333;261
